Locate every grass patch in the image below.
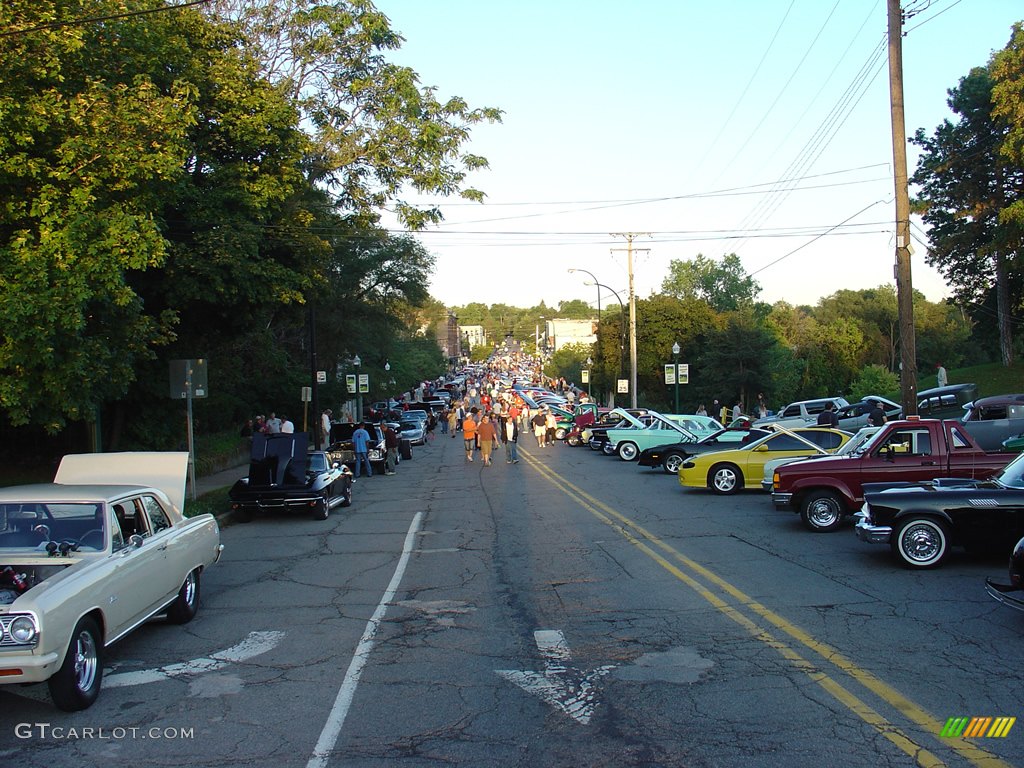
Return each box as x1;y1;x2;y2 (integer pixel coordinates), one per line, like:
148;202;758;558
186;486;233;520
941;360;1024;398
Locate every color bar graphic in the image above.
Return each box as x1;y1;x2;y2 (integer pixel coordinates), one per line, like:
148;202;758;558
941;717;1016;738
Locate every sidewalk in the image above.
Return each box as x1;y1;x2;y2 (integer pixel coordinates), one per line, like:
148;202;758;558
192;464;248;497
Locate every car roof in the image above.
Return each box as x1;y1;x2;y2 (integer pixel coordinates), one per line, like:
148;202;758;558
969;393;1024;406
0;483;161;504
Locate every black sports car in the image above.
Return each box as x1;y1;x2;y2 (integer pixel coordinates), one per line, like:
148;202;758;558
854;451;1024;569
986;535;1024;611
229;432;353;521
637;427;771;474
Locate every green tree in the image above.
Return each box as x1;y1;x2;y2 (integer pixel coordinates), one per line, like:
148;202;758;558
0;0;199;429
848;364;900;403
214;0;502;228
911;64;1021;365
660;254;760;312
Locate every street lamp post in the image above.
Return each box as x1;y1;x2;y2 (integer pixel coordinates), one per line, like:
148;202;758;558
568;268;602;402
353;354;362;421
672;341;681;414
581;279;626;405
586;356;593;400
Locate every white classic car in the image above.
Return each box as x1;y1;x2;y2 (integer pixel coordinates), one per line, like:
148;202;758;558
0;452;223;711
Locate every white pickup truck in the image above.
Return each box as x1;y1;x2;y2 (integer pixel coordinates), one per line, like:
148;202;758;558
753;397;849;429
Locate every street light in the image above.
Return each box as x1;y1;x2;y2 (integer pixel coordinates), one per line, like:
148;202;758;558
671;341;681;414
581;279;627;405
568;268;602;401
353;354;362;421
586;356;593;400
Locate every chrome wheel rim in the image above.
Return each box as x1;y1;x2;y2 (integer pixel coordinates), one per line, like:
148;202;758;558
183;571;197;606
74;631;98;693
900;522;944;563
664;455;683;474
807;499;840;528
713;468;737;492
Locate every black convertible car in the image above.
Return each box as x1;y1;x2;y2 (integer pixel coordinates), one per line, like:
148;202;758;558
229;432;353;521
637;427;771;474
854;451;1024;569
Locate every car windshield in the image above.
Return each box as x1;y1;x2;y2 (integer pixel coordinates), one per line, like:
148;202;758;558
993;453;1024;489
0;502;106;551
399;421;421;430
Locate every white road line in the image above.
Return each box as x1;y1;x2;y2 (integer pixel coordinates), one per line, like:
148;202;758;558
104;631;285;688
306;512;424;768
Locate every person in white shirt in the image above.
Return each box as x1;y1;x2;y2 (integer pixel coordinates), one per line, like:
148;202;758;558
321;409;332;449
280;415;294;434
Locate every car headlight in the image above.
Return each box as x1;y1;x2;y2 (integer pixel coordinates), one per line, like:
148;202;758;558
9;615;38;644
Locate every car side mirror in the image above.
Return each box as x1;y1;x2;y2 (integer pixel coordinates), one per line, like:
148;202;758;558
128;534;145;549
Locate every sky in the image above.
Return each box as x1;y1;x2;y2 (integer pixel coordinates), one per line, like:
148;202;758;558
373;0;1022;313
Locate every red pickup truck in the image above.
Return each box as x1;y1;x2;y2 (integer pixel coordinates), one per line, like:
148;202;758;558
772;418;1017;532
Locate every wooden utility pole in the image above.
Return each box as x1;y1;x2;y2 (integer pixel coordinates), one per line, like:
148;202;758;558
611;233;649;409
888;0;918;415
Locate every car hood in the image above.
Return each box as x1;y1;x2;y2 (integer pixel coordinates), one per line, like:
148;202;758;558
54;452;189;513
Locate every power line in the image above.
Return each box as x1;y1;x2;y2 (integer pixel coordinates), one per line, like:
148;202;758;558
0;0;212;38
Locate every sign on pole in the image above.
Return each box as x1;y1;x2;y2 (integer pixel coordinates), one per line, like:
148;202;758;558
346;374;357;394
617;379;628;394
358;374;369;394
301;386;312;402
678;363;690;384
316;370;327;384
581;369;590;384
664;364;676;385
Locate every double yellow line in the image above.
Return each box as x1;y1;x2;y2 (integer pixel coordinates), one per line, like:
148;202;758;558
521;450;1014;768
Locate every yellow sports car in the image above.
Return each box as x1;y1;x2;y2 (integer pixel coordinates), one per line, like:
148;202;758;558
678;427;850;495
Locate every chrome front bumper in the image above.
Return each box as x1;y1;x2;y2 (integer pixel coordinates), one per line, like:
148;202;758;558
985;579;1024;612
854;513;892;544
771;491;793;510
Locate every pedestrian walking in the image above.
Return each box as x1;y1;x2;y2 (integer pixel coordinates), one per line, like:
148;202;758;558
462;411;478;462
532;410;547;447
504;414;520;463
936;363;948;387
545;409;558;446
383;423;399;475
477;413;497;466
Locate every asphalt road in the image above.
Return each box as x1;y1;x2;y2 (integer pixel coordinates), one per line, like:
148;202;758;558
2;432;1022;768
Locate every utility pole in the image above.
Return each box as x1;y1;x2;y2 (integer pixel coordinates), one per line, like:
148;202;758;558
611;233;649;409
888;0;918;415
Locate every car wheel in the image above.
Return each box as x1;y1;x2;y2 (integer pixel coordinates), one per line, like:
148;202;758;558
663;453;685;474
312;490;330;521
709;463;741;495
167;568;201;624
401;443;413;460
892;517;949;569
601;442;615;456
800;490;845;532
341;483;353;507
618;442;639;461
48;616;103;711
567;434;580;447
555;428;567;440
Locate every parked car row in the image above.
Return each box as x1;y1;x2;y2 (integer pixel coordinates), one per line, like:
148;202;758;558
561;396;1024;617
